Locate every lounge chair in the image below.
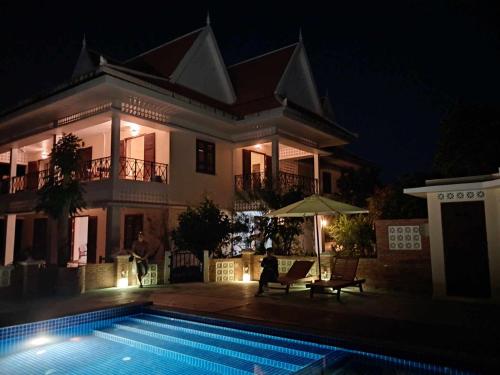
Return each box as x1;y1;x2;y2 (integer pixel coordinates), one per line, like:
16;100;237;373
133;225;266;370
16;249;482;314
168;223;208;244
306;257;365;300
268;260;315;294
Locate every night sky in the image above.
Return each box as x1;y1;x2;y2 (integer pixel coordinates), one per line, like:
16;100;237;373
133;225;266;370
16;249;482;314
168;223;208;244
1;1;499;181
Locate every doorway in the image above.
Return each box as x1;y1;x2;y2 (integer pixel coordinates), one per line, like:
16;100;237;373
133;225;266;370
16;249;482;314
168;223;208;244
441;201;491;298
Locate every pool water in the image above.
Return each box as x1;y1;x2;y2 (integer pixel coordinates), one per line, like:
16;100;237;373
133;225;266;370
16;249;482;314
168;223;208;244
0;309;470;375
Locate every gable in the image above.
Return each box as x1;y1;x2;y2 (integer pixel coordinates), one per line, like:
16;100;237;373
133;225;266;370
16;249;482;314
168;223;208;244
170;27;236;104
276;44;323;115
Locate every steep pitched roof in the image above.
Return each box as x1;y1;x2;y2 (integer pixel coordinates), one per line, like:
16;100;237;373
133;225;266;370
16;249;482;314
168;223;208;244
228;44;297;115
125;29;203;78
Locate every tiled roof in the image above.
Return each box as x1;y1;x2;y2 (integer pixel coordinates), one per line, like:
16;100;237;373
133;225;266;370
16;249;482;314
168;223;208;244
228;44;297;115
125;29;202;78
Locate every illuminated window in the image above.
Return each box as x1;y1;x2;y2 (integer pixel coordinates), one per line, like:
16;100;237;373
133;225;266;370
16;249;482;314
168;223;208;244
196;139;216;175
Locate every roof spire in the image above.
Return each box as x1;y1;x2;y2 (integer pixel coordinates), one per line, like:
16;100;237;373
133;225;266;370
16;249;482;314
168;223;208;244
206;11;211;26
82;33;87;48
298;28;303;43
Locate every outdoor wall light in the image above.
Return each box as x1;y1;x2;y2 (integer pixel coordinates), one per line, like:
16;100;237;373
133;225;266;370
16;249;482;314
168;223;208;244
243;264;251;282
254;144;262;150
117;277;129;288
129;123;140;137
321;219;328;227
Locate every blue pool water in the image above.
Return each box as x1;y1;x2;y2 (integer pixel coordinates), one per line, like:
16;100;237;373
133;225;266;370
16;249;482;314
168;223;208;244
0;306;471;374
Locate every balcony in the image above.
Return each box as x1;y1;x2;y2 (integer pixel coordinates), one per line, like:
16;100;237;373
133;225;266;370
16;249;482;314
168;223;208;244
0;157;168;195
235;171;318;196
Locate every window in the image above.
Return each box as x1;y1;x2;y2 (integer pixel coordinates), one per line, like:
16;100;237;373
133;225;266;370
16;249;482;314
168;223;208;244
322;171;332;194
124;214;143;250
196;139;216;174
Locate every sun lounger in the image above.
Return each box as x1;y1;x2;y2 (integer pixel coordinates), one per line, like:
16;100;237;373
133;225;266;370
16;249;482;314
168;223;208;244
268;260;315;293
306;257;365;300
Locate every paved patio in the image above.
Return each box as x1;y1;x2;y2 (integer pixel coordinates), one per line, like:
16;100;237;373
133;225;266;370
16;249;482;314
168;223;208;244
1;282;499;373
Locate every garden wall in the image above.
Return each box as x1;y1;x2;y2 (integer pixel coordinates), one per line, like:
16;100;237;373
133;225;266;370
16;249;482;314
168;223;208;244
210;218;432;294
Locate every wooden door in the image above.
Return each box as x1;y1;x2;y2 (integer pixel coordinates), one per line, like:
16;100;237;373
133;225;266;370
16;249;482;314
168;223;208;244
119;140;126;178
32;218;48;261
441;201;491;298
242;149;251;190
27;161;38;190
124;214;143;250
77;147;92;180
86;216;98;263
144;133;156;181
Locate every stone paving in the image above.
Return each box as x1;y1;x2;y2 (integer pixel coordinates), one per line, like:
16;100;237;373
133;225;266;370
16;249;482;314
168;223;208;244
1;282;499;373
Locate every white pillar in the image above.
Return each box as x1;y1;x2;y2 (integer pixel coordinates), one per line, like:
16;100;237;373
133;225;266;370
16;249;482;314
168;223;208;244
105;205;121;261
313;153;323;254
9;148;17;194
4;214;16;266
110;108;121;180
271;138;279;188
313;153;319;194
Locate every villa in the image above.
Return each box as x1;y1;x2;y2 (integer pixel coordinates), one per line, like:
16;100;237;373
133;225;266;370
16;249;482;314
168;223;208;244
0;21;365;275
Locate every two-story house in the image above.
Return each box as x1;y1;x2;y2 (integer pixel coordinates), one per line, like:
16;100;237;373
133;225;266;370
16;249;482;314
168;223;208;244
0;22;360;269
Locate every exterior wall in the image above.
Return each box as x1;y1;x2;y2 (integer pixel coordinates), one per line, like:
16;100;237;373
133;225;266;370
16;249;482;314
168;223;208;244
368;219;432;294
84;263;115;290
168;130;233;209
426;188;500;299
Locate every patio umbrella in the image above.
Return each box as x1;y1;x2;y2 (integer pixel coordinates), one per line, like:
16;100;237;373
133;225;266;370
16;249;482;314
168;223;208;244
266;195;368;280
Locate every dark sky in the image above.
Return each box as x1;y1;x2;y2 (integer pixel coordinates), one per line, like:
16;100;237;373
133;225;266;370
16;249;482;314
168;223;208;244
1;1;499;181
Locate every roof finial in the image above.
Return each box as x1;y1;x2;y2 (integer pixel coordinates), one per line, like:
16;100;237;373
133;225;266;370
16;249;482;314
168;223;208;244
325;88;329;98
99;55;107;66
298;28;303;43
82;33;87;48
206;11;211;26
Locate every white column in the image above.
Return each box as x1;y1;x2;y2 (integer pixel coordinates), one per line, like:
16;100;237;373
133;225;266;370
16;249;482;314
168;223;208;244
4;214;16;266
110;108;121;180
313;153;323;254
313;153;319;194
271;138;279;188
9;148;17;194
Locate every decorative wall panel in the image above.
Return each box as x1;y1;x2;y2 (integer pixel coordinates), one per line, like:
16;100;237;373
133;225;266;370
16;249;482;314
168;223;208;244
388;226;422;250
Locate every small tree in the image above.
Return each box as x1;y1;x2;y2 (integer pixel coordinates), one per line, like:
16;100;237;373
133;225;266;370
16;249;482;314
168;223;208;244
247;187;305;255
171;198;232;260
36;133;86;265
325;214;375;257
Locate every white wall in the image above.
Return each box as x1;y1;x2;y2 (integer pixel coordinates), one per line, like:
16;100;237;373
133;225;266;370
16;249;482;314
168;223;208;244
168;130;233;209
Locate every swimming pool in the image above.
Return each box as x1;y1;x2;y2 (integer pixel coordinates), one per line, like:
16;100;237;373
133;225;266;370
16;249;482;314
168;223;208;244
0;305;472;374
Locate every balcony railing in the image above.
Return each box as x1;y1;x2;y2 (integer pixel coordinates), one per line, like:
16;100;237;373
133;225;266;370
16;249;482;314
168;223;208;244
0;156;168;195
119;157;168;183
235;171;318;196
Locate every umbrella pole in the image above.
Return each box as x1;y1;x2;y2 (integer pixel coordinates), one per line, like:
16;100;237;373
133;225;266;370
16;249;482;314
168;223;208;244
315;214;322;281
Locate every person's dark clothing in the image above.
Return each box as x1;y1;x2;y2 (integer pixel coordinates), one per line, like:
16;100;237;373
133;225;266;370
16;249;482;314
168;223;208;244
258;255;279;293
132;239;150;287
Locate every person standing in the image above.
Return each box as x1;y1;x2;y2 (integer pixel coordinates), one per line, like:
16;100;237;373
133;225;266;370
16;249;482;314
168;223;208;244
131;231;150;288
255;248;279;296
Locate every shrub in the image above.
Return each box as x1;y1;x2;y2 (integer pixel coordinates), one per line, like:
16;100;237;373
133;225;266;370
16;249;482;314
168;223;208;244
325;215;375;257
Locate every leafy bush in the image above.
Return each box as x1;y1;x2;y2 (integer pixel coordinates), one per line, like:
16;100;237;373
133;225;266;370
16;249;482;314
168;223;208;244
325;215;375;257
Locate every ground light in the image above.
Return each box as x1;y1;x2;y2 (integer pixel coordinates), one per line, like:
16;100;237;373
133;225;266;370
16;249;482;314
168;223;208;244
117;277;129;288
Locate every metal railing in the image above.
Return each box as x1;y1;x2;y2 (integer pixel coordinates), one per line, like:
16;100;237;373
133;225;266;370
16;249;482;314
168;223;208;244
235;171;318;196
0;156;168;195
119;157;168;183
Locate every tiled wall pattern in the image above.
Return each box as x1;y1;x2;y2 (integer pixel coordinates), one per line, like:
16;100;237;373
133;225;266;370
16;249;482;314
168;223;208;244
0;266;12;287
215;261;235;282
142;264;158;286
437;190;485;202
278;259;295;274
388;226;422;250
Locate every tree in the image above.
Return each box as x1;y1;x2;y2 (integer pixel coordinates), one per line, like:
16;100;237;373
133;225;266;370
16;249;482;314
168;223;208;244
433;103;500;178
325;214;375;257
247;187;305;255
36;133;86;265
367;173;428;219
171;198;232;260
335;166;379;208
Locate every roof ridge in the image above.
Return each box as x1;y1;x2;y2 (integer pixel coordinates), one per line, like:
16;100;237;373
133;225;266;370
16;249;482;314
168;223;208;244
228;42;298;69
124;27;205;64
